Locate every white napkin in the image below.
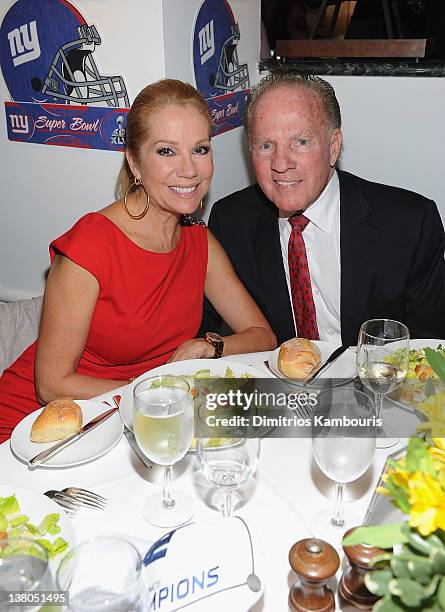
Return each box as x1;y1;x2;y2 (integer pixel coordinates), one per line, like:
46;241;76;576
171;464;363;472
138;516;263;611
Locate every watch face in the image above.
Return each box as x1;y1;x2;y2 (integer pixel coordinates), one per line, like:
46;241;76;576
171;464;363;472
205;332;224;358
206;332;222;344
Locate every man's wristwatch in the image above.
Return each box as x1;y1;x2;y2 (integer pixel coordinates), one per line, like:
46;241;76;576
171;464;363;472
204;332;224;359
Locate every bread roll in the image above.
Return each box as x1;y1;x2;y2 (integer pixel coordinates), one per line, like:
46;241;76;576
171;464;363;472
278;337;321;380
31;398;83;443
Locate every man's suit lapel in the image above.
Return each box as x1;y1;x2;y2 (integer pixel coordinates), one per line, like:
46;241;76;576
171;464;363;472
339;171;379;346
252;188;295;343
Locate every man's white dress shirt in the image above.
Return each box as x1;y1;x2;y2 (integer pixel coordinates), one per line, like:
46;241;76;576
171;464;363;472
278;171;342;344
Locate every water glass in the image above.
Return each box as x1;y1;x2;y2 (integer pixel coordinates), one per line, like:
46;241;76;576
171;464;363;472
133;375;195;527
56;536;144;611
0;538;53;612
311;386;376;547
197;436;260;517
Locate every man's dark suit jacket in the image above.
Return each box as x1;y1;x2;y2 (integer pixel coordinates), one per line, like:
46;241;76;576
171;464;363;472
201;170;445;346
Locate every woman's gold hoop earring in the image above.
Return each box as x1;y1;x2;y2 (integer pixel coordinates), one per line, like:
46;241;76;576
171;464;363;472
199;199;205;217
123;177;149;220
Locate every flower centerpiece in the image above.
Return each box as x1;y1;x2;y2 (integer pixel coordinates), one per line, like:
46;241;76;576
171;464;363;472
343;349;445;610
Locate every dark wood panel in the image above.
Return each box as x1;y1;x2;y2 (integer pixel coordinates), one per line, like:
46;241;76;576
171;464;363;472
276;39;433;59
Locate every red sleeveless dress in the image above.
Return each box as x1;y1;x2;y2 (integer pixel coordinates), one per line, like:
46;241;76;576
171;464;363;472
0;213;208;443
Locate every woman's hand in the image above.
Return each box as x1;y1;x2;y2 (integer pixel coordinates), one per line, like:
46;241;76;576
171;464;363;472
167;339;214;362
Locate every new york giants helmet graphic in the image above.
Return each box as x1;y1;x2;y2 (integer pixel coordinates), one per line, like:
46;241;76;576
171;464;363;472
0;0;129;107
193;0;249;99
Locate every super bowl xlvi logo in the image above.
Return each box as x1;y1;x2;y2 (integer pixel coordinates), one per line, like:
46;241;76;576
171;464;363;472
193;0;250;135
144;532;220;610
111;114;126;146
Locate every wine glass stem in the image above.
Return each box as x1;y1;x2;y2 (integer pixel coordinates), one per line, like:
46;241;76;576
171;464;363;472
222;490;233;518
374;392;384;430
162;465;175;509
332;482;345;527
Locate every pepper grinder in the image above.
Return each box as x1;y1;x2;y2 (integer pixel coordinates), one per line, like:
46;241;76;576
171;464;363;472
339;527;384;610
288;538;340;611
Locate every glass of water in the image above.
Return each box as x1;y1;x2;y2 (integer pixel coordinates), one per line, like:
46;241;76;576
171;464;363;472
0;538;53;612
133;375;195;528
311;386;376;547
357;319;409;449
197;433;260;518
56;536;143;611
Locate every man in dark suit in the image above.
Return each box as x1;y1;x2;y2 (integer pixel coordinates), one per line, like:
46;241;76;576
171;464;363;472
201;73;445;346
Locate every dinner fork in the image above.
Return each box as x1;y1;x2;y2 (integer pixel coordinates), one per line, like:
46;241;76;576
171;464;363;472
44;487;107;515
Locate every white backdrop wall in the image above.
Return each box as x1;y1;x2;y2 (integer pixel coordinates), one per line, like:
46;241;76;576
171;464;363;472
326;75;445;226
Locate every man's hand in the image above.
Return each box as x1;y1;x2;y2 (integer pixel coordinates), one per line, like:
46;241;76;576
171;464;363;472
167;339;215;363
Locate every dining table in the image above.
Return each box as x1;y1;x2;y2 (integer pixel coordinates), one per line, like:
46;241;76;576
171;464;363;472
0;350;420;611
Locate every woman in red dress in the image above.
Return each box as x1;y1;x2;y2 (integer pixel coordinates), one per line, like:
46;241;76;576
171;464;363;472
0;79;276;442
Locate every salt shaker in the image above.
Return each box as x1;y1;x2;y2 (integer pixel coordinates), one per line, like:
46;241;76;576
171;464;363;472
288;538;340;611
339;527;384;610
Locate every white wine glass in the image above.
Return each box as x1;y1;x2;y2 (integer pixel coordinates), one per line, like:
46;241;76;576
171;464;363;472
356;319;409;449
133;375;195;528
197;436;260;518
311;386;376;548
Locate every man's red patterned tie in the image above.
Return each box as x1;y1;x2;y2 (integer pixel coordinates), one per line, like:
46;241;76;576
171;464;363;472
288;214;319;340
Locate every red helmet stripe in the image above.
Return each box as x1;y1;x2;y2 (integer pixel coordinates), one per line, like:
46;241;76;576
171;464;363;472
59;0;86;25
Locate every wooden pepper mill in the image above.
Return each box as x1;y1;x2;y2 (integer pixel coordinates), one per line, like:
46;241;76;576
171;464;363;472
339;527;385;610
288;538;340;611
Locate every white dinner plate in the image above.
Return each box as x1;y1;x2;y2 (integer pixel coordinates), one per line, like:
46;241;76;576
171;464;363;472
387;338;445;411
268;341;357;384
119;358;271;431
10;400;123;468
0;484;76;565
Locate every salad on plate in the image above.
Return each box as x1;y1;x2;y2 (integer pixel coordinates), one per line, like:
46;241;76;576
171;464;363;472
387;343;445;408
0;494;69;560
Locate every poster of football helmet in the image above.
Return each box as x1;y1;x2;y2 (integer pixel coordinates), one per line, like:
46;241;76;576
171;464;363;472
0;0;129;107
193;0;250;99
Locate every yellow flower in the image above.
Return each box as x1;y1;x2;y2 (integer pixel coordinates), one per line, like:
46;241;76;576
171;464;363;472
433;438;445;452
392;469;410;490
376;486;390;496
408;471;445;536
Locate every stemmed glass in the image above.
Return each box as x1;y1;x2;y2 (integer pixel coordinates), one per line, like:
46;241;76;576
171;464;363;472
133;375;195;528
311;386;376;547
197;436;260;517
356;319;409;449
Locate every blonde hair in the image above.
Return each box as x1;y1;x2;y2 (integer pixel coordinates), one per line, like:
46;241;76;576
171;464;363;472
116;79;212;198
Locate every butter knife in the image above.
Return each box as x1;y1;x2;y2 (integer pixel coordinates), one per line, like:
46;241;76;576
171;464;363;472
303;344;350;384
28;407;118;467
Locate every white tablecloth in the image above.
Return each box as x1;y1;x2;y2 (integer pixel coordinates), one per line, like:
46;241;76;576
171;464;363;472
0;352;418;611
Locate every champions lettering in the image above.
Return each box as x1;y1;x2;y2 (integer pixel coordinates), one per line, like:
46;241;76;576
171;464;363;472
34;115;100;132
150;565;219;609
